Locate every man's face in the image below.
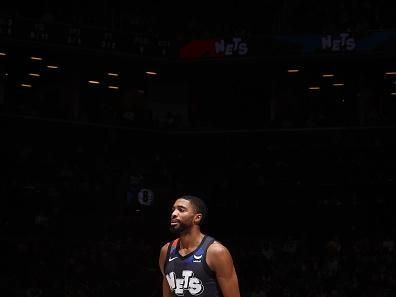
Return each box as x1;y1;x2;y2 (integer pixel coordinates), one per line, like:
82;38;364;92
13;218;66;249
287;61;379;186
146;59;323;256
169;198;199;234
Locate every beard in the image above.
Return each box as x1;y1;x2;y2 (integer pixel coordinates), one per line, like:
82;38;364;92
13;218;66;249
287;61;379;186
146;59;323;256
169;222;190;235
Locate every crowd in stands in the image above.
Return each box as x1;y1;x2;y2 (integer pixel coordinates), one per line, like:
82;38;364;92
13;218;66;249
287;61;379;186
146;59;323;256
2;116;395;297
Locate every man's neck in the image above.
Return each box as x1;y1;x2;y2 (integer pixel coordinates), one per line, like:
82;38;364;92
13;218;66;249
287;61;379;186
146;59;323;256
179;229;204;251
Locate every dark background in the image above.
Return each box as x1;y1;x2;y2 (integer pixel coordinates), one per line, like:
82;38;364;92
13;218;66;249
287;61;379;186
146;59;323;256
1;2;396;297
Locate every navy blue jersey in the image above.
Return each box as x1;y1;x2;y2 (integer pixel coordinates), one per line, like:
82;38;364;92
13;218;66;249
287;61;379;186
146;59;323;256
164;235;221;297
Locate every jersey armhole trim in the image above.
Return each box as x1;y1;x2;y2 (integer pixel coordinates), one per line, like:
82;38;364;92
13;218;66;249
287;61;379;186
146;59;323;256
203;237;216;277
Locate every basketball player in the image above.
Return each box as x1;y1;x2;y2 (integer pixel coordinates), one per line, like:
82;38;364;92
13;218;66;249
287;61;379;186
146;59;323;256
159;195;241;297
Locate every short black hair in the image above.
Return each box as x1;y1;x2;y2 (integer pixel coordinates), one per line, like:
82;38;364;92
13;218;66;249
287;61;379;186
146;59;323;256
179;195;208;226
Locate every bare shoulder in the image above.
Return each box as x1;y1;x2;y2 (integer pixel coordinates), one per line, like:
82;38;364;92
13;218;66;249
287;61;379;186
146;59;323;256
160;242;170;254
207;241;234;271
159;242;170;273
159;242;170;262
207;240;230;255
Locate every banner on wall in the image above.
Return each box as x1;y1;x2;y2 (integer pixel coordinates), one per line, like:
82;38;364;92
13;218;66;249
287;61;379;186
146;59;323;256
179;37;249;59
178;32;396;59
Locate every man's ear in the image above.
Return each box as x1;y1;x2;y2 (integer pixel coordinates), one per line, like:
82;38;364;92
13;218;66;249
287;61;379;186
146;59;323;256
194;214;202;224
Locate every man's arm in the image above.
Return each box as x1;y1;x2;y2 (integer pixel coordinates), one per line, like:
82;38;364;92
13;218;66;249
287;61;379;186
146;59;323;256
159;243;171;297
207;242;241;297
